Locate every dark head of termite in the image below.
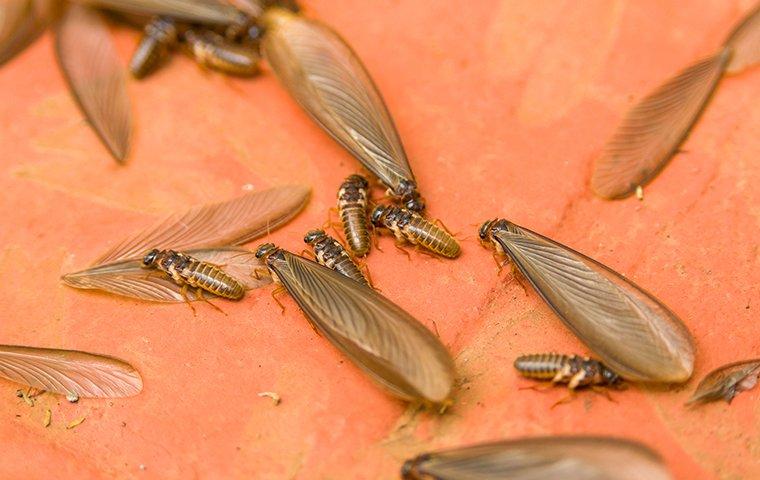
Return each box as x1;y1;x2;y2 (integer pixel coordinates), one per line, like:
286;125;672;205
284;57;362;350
478;219;498;244
400;454;430;479
254;243;278;260
397;179;425;212
370;205;390;226
141;249;161;268
601;365;622;386
303;229;326;245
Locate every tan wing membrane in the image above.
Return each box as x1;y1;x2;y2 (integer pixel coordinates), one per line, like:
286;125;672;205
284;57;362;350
267;249;454;406
94;185;310;265
0;345;142;398
0;0;50;66
724;2;760;74
261;8;414;192
592;49;730;199
686;359;760;405
76;0;242;25
55;4;132;163
402;436;672;480
63;247;271;301
490;220;694;382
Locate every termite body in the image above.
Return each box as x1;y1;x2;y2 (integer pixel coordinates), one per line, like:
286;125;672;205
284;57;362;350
184;29;260;76
337;174;370;257
141;249;244;300
371;205;460;258
129;16;178;79
303;230;368;286
514;353;622;390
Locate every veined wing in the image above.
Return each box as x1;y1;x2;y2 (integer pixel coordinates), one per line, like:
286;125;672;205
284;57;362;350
63;247;271;301
75;0;241;25
261;8;414;191
686;358;760;404
724;2;760;74
55;3;132;163
0;345;142;398
402;436;671;480
591;49;729;199
493;221;694;382
0;0;51;66
94;185;310;265
268;250;454;405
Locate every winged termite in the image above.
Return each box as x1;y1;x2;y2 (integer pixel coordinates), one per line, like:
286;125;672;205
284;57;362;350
337;174;371;257
0;0;52;66
479;219;694;383
260;7;425;212
515;353;622;390
303;229;369;286
686;359;760;406
371;205;461;259
55;3;133;163
184;29;259;76
0;345;142;399
254;243;455;407
129;16;177;78
401;436;672;480
76;0;245;25
90;184;309;266
591;48;730;199
723;2;760;74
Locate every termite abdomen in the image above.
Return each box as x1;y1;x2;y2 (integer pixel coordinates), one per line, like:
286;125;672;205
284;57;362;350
142;249;244;300
184;30;260;76
129;17;177;79
337;174;370;257
514;353;568;380
304;230;369;286
371;205;460;258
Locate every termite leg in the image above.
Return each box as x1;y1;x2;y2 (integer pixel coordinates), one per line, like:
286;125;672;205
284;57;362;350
567;371;586;390
433;218;459;237
196;288;226;316
492;253;506;273
504;263;528;295
591;386;617;403
551;390;578;409
394;241;412;260
253;268;270;281
271;286;287;314
179;284;197;316
413;244;443;261
322;207;339;230
300;249;315;259
518;382;555;392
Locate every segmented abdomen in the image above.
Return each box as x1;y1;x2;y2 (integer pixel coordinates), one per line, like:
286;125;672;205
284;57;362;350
340;204;370;257
331;253;370;286
182;261;245;299
403;217;460;258
514;354;570;379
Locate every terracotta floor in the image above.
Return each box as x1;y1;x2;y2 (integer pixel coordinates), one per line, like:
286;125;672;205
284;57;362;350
0;1;758;478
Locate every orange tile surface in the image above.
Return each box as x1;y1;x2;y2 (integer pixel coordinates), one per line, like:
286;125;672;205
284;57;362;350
0;1;758;478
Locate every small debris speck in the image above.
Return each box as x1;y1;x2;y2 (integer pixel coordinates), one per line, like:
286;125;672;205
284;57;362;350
66;392;79;403
66;416;86;429
43;409;52;428
635;185;644;201
257;391;281;406
139;464;146;471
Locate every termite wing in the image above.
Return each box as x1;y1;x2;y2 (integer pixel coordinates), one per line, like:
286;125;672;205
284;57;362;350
0;0;54;67
255;243;455;408
61;185;310;301
479;219;694;383
75;0;245;25
686;358;760;406
401;435;672;480
0;345;142;399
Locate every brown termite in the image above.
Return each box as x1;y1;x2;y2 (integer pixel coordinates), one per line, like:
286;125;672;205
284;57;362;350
337;174;371;257
183;29;259;76
370;205;460;259
515;353;623;407
303;229;369;286
141;249;245;307
129;16;178;79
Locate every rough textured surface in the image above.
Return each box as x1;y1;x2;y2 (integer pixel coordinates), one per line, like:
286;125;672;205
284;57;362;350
0;0;757;478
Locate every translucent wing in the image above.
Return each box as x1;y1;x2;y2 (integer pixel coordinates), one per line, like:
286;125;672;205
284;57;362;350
75;0;241;25
591;49;729;199
93;185;310;265
261;9;414;192
0;0;50;66
62;247;271;302
686;359;760;405
493;220;694;382
268;250;454;405
0;345;142;398
724;2;760;74
402;436;672;480
55;4;132;163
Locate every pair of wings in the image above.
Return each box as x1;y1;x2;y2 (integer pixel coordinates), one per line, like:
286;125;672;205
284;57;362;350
62;185;310;301
403;436;671;480
592;3;760;199
260;8;416;193
268;249;455;406
687;358;760;405
0;345;142;399
491;220;694;383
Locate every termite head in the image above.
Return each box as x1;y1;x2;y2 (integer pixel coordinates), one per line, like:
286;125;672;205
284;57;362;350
370;205;389;226
400;454;429;479
141;249;161;267
397;179;425;212
255;243;278;260
478;219;497;243
303;229;326;245
601;366;621;385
